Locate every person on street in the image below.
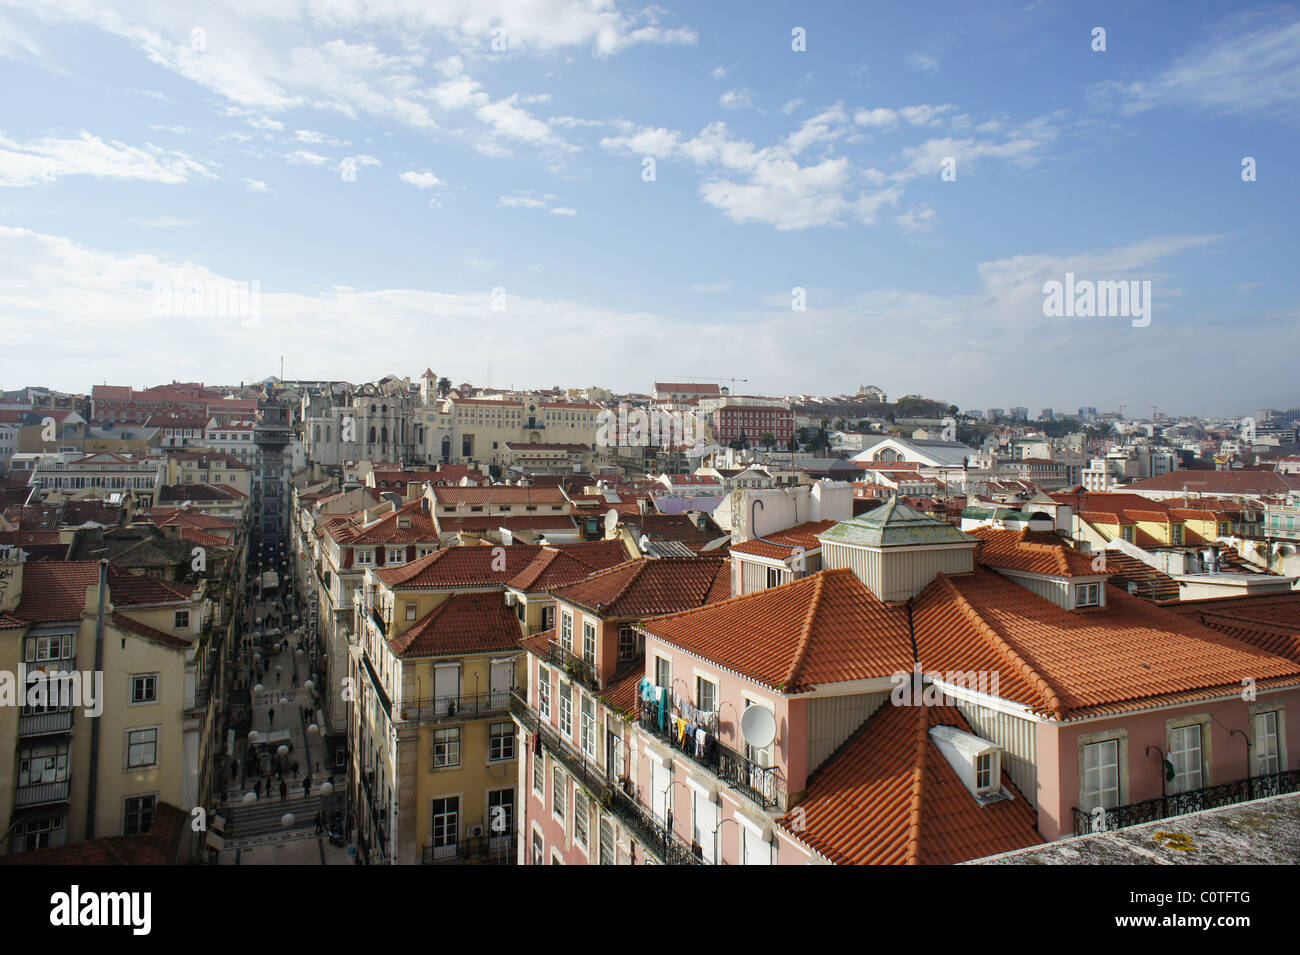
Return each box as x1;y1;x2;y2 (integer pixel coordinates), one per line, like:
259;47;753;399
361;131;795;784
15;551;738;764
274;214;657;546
268;707;275;727
303;776;311;797
279;780;288;801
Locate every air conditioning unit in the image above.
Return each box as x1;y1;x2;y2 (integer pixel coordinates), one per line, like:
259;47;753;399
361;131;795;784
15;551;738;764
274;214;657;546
468;823;485;839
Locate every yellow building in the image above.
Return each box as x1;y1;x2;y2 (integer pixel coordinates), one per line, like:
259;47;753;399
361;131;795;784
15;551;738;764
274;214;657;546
350;545;546;864
418;394;604;468
0;558;215;859
166;451;253;498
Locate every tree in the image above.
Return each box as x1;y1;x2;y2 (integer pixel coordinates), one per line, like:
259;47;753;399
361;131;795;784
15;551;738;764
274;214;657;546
761;431;776;450
437;377;451;398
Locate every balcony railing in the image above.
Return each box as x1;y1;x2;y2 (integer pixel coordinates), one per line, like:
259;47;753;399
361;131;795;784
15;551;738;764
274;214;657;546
510;690;700;865
548;640;599;691
399;689;511;723
14;779;72;807
1072;767;1300;837
639;703;785;811
422;835;516;865
19;710;74;737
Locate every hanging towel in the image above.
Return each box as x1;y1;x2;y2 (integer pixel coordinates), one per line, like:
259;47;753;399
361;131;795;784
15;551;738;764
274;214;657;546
695;728;706;757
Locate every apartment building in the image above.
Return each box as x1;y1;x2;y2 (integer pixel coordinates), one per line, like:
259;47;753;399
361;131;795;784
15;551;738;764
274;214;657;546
0;559;214;859
514;500;1299;864
165;452;252;498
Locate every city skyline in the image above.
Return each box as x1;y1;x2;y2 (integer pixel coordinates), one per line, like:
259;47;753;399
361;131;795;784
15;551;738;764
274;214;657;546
2;1;1298;414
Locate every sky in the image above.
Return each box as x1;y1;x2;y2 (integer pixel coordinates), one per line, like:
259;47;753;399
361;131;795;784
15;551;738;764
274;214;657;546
0;0;1297;417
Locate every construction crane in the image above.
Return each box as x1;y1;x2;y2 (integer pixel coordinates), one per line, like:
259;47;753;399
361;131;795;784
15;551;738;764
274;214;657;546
672;374;748;394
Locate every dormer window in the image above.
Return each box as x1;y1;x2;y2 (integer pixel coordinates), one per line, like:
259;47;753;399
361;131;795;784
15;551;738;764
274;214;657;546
387;548;405;565
1077;582;1101;608
930;726;1007;804
1121;525;1135;543
356;550;374;565
975;753;995;791
1170;524;1183;545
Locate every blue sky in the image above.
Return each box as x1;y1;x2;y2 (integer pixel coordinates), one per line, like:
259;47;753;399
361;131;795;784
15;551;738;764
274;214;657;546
0;0;1296;416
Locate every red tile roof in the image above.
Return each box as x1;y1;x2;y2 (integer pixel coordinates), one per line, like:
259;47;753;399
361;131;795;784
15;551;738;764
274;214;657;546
507;542;632;592
333;500;439;545
553;557;731;619
729;520;837;560
377;543;544;589
430;486;567;507
1167;593;1300;665
0;802;187;865
388;593;522;657
779;702;1041;865
968;527;1101;578
640;568;912;693
111;612;191;649
13;563;194;622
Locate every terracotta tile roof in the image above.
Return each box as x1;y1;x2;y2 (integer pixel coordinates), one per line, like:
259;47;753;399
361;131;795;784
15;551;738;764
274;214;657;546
599;663;645;718
0;530;61;546
1167;593;1300;665
914;568;1300;720
12;563;195;623
520;629;554;658
641;568;913;693
968;527;1101;578
1126;471;1300;495
730;520;837;560
0;802;186;865
377;543;543;589
637;513;725;549
341;501;439;545
158;483;246;503
144;509;235;530
111;612;191;649
553;557;731;619
0;612;27;630
179;525;231;548
779;702;1041;865
507;541;632;592
430;486;567;507
1099;551;1180;602
435;514;577;535
388;592;522;657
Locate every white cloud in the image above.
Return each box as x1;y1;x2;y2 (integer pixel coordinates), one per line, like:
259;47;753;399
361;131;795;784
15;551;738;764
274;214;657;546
895;206;938;233
853;107;898;128
780;98;803;115
0;131;215;187
246;115;284;131
1095;10;1300;119
710;65;727;79
288;150;330;165
906;53;939;73
498;194;546;208
242;177;271;192
549;206;577;216
400;170;444;188
718;88;755;111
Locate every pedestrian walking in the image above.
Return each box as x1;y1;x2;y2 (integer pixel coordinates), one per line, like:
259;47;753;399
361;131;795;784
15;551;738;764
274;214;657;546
315;811;324;835
291;760;299;779
292;672;298;688
303;776;311;797
279;780;288;802
268;707;275;727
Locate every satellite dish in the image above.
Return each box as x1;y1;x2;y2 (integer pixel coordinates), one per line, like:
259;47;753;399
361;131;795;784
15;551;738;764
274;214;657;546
603;508;618;535
740;706;776;749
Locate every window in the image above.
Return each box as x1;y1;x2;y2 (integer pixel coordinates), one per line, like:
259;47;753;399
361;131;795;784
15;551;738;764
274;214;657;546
356;550;373;565
765;566;784;589
654;655;671;692
130;674;157;704
432;727;461;768
431;796;459;852
1169;723;1204;793
533;751;545;796
538;664;551;720
573;790;590;850
599;817;615;865
559;683;573;737
13;815;63;852
1076;583;1100;608
1121;525;1135;543
1082;739;1120;811
173;610;190;630
580;694;596;758
531;828;544;865
696;676;717;715
19;743;69;786
489;722;515;762
743;699;773;768
540;605;555;631
124;795;155;836
488;789;514;839
618;626;636;661
560;611;573;652
552;766;566;824
1170;524;1183;545
582;621;596;665
975;753;995;791
1254;711;1280;775
405;602;417;622
126;728;158;768
387;548;405;565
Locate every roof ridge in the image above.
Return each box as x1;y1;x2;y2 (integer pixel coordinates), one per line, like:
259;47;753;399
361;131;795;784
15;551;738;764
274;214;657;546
905;706;928;865
784;570;825;690
931;574;1066;719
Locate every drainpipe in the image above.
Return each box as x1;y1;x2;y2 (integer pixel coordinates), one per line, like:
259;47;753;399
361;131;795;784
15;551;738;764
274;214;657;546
84;559;108;838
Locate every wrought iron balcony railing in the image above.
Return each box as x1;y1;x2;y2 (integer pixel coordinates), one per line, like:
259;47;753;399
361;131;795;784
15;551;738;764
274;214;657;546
639;703;786;811
399;689;511;723
1073;767;1300;836
510;690;700;865
422;834;516;865
548;640;599;691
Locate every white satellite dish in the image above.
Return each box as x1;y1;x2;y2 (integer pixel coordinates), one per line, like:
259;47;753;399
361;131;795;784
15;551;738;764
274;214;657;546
740;706;776;749
603;508;618;535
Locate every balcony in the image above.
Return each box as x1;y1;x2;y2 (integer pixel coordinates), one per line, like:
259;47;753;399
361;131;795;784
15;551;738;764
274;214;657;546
14;779;71;807
639;702;786;811
510;690;700;865
18;710;73;737
399;689;511;724
1072;767;1300;837
548;640;599;692
422;835;516;865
